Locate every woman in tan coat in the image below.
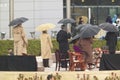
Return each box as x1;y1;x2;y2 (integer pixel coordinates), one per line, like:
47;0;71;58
13;23;28;55
40;30;53;67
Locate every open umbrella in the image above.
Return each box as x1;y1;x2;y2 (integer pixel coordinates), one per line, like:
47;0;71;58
58;18;76;24
76;24;91;30
35;23;56;31
69;24;100;43
79;24;100;38
99;23;118;32
9;17;28;26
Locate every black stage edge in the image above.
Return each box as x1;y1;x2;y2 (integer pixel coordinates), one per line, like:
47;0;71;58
0;56;37;71
100;54;120;70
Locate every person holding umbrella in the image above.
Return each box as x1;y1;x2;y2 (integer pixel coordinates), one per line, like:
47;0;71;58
9;17;28;55
105;32;118;54
40;30;53;67
12;23;28;55
70;24;100;70
99;23;118;54
35;23;55;67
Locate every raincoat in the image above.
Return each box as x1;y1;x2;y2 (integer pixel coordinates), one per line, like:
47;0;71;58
13;25;28;55
40;33;53;59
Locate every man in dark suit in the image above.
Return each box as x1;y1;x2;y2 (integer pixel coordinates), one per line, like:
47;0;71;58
56;25;71;68
105;32;118;54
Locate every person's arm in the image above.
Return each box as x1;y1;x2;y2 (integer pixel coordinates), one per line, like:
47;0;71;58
67;32;71;39
21;27;28;46
47;35;53;49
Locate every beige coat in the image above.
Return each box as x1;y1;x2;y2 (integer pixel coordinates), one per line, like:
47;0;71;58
79;37;93;63
13;25;28;55
40;33;53;59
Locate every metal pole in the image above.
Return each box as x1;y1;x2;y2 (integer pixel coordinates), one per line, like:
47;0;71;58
9;0;14;39
88;8;91;24
66;0;71;33
0;1;1;39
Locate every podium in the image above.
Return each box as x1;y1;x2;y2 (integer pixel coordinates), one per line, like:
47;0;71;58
0;56;37;71
100;54;120;70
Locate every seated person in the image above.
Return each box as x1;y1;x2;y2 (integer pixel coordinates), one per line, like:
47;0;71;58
72;38;87;71
73;39;83;54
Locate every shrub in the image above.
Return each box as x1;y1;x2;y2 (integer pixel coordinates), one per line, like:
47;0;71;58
0;39;120;56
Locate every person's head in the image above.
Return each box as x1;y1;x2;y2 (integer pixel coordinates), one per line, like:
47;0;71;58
61;25;66;31
79;17;82;20
42;30;47;34
8;48;13;53
47;74;54;80
61;25;65;29
16;23;22;27
72;38;79;45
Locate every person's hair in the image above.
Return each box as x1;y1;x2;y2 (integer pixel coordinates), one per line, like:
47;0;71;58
72;38;79;44
42;30;47;34
47;74;53;80
61;25;65;29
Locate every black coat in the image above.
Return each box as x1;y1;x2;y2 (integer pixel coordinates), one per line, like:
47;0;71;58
56;30;71;53
105;32;117;54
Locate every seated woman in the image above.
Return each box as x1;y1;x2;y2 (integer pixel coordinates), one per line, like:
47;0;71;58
72;38;87;71
73;39;83;54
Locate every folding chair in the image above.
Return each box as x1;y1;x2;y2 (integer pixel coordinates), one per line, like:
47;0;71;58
68;51;86;71
55;49;69;71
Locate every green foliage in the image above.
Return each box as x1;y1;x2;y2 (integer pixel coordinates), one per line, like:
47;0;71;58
0;40;13;55
0;39;120;56
27;39;41;56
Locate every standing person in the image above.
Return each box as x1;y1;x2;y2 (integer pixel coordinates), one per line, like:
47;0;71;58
106;15;112;24
79;37;94;69
13;23;28;55
90;15;96;25
78;17;83;25
56;25;71;68
116;18;120;36
40;30;53;67
105;32;118;54
112;14;117;24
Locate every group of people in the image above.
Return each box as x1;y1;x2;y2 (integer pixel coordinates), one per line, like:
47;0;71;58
56;24;95;71
12;23;53;68
11;14;119;70
56;15;119;70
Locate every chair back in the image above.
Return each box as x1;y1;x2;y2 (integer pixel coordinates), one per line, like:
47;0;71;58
68;52;74;64
55;49;60;62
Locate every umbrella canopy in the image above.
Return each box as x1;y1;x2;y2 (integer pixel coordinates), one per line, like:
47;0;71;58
9;17;28;26
99;23;118;32
35;23;56;31
70;24;100;43
76;24;91;30
58;18;76;24
79;24;100;38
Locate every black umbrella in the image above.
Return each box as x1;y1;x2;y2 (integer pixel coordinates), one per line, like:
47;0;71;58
9;17;28;26
58;18;76;24
99;22;118;32
69;24;100;43
79;24;100;38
